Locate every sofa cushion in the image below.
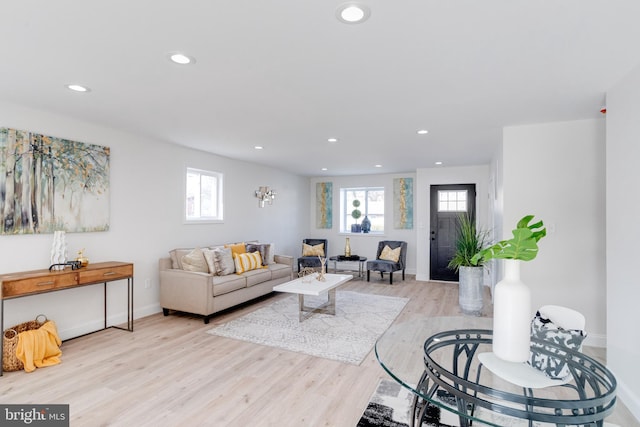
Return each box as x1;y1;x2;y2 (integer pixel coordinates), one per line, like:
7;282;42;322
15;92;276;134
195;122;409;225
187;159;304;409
246;243;273;265
243;269;273;287
302;242;324;257
234;251;264;274
211;247;235;276
211;274;247;296
268;263;292;280
181;248;209;273
170;248;193;269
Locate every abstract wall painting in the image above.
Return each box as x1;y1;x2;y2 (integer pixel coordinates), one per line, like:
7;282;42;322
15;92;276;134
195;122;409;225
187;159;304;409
0;127;110;235
316;182;332;229
393;177;413;229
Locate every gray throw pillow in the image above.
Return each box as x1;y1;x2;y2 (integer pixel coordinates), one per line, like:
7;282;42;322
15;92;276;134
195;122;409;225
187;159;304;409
246;243;272;265
212;247;235;276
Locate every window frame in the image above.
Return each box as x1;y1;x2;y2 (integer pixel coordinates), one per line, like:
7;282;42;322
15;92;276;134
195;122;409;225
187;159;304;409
184;167;224;224
339;186;385;234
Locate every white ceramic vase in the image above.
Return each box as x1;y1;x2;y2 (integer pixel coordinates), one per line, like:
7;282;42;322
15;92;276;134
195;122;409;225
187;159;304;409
50;230;67;270
492;259;531;362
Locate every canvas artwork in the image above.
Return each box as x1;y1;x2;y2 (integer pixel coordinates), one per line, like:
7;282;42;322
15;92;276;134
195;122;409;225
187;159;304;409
316;182;332;229
0;127;110;235
393;177;413;229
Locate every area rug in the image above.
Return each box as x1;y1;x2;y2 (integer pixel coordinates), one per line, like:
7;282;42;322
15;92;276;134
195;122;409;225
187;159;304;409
357;379;457;427
357;379;577;427
206;291;409;365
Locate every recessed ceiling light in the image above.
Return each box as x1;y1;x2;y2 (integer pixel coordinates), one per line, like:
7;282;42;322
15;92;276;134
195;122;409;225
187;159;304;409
336;3;370;24
435;161;443;165
66;84;90;93
327;138;338;143
417;129;429;135
254;146;263;150
321;167;328;171
168;52;195;65
375;164;382;168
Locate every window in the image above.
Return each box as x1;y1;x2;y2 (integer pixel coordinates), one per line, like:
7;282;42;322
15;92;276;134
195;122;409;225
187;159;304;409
185;167;223;222
438;190;467;212
340;187;384;233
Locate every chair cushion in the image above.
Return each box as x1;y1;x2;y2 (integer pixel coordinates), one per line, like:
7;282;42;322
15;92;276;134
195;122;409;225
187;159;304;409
379;245;401;262
367;260;401;273
527;311;587;379
302;242;324;257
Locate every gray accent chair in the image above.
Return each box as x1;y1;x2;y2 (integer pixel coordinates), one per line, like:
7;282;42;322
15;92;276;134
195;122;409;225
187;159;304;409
366;240;407;284
297;238;328;272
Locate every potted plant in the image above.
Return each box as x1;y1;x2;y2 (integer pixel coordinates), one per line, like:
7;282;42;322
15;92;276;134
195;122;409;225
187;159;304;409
447;213;489;315
471;214;546;362
351;200;362;233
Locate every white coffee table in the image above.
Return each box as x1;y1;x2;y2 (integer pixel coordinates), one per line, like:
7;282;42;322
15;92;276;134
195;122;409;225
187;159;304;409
273;273;353;321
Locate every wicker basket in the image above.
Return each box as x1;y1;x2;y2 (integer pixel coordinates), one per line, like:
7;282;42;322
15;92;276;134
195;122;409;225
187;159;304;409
2;314;47;372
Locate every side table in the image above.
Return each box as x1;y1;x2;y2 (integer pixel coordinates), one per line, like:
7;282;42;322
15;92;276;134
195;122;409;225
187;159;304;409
328;256;367;278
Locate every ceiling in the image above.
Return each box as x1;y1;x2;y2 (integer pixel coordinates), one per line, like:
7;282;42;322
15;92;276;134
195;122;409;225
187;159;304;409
2;1;639;177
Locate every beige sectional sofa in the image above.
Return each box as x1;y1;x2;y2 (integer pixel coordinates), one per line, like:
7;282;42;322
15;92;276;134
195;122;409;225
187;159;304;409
159;243;294;323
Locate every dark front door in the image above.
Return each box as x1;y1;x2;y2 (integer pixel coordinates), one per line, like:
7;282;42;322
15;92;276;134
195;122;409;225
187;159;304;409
429;184;477;281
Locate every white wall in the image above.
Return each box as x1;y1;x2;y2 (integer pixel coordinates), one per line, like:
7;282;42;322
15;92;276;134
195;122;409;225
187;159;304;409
606;61;640;420
308;173;417;274
0;101;308;339
415;165;491;281
501;119;606;347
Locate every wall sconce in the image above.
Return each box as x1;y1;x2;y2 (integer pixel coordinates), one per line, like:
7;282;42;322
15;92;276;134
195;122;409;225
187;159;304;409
255;186;276;207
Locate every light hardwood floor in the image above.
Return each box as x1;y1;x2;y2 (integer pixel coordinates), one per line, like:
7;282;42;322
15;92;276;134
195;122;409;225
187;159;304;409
1;276;637;427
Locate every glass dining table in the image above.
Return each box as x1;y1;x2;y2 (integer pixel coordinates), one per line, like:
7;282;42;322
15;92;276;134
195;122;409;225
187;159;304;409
374;317;617;427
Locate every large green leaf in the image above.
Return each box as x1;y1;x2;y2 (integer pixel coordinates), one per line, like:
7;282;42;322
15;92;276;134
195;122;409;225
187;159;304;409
471;215;546;264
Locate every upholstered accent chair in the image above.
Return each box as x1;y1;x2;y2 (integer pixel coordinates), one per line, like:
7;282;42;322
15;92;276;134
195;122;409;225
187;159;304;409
366;240;407;284
297;238;328;272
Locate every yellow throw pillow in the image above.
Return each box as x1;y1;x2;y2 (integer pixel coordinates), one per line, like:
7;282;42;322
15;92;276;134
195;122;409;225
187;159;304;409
379;245;401;263
302;242;324;257
234;251;263;274
225;242;247;258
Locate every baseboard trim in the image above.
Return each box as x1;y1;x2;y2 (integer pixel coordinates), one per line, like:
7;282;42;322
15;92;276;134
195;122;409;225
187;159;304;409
57;302;162;341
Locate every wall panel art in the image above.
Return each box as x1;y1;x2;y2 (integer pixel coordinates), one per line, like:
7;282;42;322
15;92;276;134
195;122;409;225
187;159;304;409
393;177;413;229
315;182;332;229
0;127;110;235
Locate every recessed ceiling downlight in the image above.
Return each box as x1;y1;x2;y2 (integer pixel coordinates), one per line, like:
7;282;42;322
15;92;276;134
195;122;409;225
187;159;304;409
66;84;90;93
417;129;429;135
168;52;195;65
336;3;370;24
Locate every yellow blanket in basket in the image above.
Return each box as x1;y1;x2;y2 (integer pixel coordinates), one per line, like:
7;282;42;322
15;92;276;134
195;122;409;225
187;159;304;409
15;320;62;373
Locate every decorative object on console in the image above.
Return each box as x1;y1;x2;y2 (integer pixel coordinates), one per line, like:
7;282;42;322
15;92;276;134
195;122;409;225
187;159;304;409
75;248;89;267
0;127;110;235
316;182;332;228
393;177;413;229
344;237;351;257
50;230;67;271
472;215;546;362
255;186;276;207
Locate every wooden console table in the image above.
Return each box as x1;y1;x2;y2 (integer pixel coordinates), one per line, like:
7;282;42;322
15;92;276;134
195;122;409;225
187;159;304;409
0;261;134;376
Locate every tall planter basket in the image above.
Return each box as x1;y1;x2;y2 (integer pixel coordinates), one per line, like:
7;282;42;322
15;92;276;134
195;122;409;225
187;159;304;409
2;315;48;372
